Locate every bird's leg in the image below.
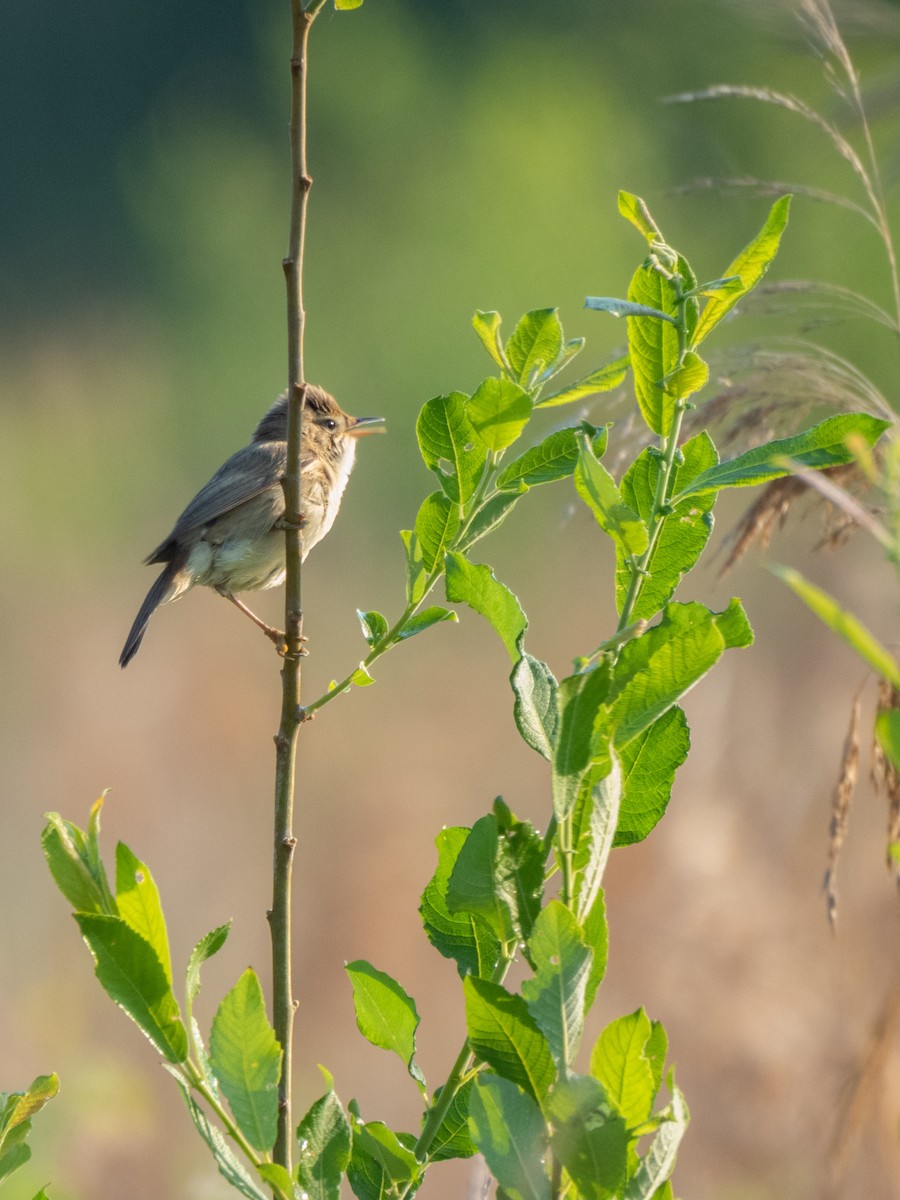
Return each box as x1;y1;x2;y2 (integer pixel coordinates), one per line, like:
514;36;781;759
216;589;307;656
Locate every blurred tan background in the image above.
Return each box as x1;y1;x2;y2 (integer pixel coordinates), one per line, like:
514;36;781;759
2;0;899;1197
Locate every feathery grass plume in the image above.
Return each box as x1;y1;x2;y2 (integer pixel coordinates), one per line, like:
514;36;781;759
871;678;900;886
824;689;862;930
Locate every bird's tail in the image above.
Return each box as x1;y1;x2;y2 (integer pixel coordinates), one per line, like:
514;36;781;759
119;564;188;667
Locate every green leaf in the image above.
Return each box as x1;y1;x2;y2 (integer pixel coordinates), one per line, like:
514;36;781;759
357;609;388;647
622;1079;689;1200
511;652;559;761
467;378;533;452
575;432;649;559
876;709;900;773
416;392;486;504
456;490;523;552
42;812;114;916
618;191;663;243
256;1163;294;1195
420;827;501;979
522;901;593;1069
345;961;425;1093
615;433;717;621
572;758;621;923
395;606;458;641
665;349;708;401
552;666;611;822
585;296;676;323
115;842;172;986
414;492;460;572
399;530;427;606
172;1075;268;1200
445;553;527;660
626;263;683;437
209;968;282;1152
468;1075;550;1200
75;913;188;1063
506;309;564;387
0;1075;59;1171
536;356;630;408
295;1077;352;1200
472;310;508;371
614;707;690;846
0;1143;30;1186
463;978;556;1103
547;1074;629;1200
645;1022;668;1103
425;1078;477;1162
498;423;609;491
674;413;891;500
347;1116;421;1199
693;195;792;346
772;565;900;688
590;1009;657;1127
334;0;364;9
606;601;750;746
446;811;541;946
581;888;609;1010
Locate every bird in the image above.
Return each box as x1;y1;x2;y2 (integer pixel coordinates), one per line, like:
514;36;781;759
120;385;384;667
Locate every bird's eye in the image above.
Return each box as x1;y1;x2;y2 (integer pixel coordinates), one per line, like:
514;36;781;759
326;419;337;431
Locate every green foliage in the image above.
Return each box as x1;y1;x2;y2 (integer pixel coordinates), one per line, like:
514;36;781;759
42;191;892;1200
0;1075;58;1188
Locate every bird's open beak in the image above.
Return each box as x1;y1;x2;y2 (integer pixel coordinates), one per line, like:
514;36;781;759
349;415;386;437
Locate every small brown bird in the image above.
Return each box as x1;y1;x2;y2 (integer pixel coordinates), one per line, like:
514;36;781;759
120;386;383;666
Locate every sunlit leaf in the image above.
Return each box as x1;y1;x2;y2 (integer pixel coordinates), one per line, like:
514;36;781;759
209;969;281;1152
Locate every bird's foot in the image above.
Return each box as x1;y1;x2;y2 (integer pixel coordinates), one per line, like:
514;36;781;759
274;514;307;532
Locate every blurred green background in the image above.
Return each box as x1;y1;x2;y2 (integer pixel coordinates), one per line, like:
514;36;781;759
3;0;899;1197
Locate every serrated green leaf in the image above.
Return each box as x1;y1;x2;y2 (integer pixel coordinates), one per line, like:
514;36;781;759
622;1081;689;1200
614;707;690;847
590;1009;657;1127
463;978;556;1103
506;309;564;387
347;1118;421;1199
75;913;188;1063
536;356;630;408
414;492;460;572
572;758;621;923
498;423;609;490
446;812;541;946
522;901;593;1069
773;565;900;687
357;609;388;647
468;1075;550;1200
618;191;663;243
345;961;425;1093
425;1078;478;1162
420;827;501;979
575;432;649;558
395;606;458;641
665;350;708;401
694;196;792;346
511;652;559;761
626;263;683;437
399;530;427;606
445;553;527;660
606;602;749;746
674;413;890;500
616;433;717;621
547;1074;629;1200
209;969;281;1152
416;393;485;504
42;812;114;916
473;310;508;371
115;842;172;986
295;1082;352;1200
172;1075;268;1200
467;378;533;452
645;1022;668;1102
581;887;608;1010
552;666;611;822
457;490;523;552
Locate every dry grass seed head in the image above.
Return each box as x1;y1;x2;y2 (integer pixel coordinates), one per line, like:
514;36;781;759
824;690;862;930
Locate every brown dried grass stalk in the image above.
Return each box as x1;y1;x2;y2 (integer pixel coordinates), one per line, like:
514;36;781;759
824;689;862;929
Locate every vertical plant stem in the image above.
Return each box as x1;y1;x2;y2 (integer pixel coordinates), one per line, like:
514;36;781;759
269;0;326;1172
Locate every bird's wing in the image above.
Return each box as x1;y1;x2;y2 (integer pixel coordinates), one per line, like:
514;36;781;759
146;442;312;563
